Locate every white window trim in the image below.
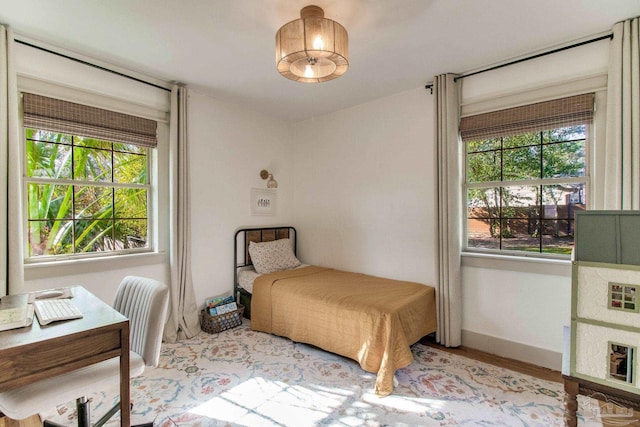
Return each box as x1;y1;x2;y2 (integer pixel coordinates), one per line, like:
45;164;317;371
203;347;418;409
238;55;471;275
22;128;154;262
460;74;607;117
461;250;572;276
18;75;169;124
24;251;168;282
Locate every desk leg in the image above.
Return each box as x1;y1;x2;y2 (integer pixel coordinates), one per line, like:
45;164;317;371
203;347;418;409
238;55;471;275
564;378;579;427
120;322;131;427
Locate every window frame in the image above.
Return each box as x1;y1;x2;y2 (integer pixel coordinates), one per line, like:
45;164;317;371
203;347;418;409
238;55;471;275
23;128;154;261
461;99;595;260
17;87;167;265
459;88;607;260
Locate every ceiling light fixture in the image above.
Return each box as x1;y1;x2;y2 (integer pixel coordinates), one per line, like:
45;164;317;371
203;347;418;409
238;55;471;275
276;5;349;83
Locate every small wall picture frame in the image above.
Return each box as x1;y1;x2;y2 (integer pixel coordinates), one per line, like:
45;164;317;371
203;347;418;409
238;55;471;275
251;188;276;216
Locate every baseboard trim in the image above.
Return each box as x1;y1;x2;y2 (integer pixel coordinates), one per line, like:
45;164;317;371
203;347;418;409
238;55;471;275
462;329;562;371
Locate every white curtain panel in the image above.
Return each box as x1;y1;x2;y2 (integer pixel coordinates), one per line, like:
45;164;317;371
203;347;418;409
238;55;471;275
604;17;640;209
0;25;8;297
164;85;199;343
433;74;462;347
0;25;22;296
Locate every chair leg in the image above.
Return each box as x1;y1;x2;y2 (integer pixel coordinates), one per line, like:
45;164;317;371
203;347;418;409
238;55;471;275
44;399;154;427
42;396;91;427
43;397;90;427
76;397;90;427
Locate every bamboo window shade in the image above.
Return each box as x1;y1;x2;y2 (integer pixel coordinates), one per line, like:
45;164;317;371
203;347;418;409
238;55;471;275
459;93;595;142
22;93;157;148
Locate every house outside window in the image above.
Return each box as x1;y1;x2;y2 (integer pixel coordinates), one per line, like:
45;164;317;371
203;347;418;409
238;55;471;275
461;93;594;257
22;93;157;260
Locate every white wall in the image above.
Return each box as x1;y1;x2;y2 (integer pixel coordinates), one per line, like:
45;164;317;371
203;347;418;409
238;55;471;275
461;257;572;367
188;90;293;305
291;88;437;289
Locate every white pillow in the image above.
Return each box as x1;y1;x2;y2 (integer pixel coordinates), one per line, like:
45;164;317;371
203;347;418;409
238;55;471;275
248;238;301;274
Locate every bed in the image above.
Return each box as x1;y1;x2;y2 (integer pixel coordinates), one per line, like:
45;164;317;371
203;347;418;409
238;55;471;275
234;226;437;396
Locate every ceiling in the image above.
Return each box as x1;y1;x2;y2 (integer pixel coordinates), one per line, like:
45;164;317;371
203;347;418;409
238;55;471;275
1;0;639;122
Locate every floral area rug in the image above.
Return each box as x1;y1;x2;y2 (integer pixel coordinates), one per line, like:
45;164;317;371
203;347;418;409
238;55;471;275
41;320;580;426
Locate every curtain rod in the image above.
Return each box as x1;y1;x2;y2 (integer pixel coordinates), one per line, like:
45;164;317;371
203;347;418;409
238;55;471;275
424;33;613;92
15;39;172;93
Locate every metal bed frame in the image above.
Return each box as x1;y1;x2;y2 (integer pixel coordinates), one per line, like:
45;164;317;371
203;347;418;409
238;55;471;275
233;226;297;318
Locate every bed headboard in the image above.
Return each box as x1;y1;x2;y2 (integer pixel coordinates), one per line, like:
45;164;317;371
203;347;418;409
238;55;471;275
234;226;297;299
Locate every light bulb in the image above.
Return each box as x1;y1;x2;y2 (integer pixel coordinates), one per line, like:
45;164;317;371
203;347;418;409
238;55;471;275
267;174;278;188
313;36;324;50
304;64;314;78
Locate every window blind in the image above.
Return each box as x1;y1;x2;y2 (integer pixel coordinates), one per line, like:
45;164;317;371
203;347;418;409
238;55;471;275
22;92;157;148
459;93;594;142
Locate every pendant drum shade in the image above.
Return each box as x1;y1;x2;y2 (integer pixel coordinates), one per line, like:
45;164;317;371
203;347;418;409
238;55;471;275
276;5;349;83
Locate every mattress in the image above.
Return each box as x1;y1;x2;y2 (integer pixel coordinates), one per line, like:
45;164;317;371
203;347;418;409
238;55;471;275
238;264;307;294
238;268;261;294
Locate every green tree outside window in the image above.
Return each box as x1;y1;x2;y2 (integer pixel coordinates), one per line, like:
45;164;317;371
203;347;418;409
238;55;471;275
25;128;149;257
466;125;587;255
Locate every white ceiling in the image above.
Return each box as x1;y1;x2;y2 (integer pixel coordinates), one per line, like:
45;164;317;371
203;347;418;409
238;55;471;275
1;0;639;122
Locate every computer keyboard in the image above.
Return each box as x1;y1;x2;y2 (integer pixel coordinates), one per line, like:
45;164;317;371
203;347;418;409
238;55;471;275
33;298;83;325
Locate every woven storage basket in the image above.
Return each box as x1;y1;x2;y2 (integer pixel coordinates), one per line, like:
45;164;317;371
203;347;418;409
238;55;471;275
200;304;244;334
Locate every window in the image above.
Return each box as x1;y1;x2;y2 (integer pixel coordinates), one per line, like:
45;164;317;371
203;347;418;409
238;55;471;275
22;93;157;259
461;94;594;257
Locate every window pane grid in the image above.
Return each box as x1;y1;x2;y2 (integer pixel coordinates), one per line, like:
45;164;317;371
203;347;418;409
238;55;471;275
465;124;588;256
25;127;150;258
467;188;586;254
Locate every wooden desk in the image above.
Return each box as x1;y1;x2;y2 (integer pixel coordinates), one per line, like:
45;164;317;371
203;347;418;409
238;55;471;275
0;287;130;426
563;375;640;426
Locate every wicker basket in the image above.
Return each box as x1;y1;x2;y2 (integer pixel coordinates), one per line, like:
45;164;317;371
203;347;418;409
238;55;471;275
200;304;244;334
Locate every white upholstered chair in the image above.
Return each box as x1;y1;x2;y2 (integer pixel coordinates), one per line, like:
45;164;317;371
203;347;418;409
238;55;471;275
0;276;169;427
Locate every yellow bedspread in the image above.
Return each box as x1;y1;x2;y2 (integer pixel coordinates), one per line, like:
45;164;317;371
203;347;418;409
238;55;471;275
250;265;437;396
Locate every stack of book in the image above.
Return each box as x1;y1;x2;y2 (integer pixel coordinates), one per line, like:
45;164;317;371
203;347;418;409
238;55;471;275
205;293;237;316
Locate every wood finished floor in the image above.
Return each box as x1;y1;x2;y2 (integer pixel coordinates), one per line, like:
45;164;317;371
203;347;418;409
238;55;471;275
421;335;563;383
0;340;563;427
